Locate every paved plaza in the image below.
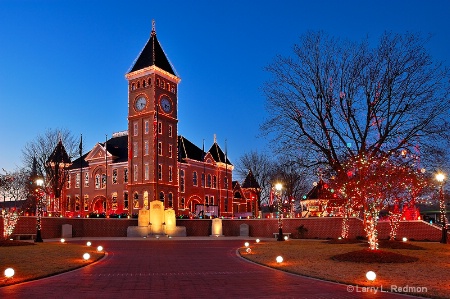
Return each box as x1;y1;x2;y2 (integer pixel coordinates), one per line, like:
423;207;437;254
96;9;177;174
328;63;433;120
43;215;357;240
0;238;422;299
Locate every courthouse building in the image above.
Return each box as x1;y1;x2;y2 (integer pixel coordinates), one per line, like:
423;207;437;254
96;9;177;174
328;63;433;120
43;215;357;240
52;24;258;218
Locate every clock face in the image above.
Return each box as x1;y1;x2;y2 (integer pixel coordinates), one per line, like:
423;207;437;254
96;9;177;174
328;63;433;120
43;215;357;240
134;96;147;111
160;97;172;113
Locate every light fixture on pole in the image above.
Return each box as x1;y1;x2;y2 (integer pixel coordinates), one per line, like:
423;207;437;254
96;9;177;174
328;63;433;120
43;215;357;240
35;177;44;242
436;173;447;244
275;183;284;241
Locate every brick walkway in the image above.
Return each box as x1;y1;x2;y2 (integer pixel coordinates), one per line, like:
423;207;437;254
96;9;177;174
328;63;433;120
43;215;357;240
0;238;420;299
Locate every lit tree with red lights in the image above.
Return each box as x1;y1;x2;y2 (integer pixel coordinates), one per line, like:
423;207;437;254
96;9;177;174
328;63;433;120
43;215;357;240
263;31;450;248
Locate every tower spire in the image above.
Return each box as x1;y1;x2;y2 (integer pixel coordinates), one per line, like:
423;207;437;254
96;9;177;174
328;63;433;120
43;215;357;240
151;19;156;36
151;19;156;65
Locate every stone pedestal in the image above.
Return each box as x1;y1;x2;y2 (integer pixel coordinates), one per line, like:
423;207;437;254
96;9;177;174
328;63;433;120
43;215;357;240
127;226;150;237
61;224;72;238
138;209;150;227
211;218;223;236
150;200;164;235
240;223;249;237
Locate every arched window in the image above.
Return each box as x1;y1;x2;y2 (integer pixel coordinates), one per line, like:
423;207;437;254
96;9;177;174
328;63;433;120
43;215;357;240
159;191;165;202
137;81;140;88
131;83;135;90
207;174;212;187
133;192;139;209
148;78;152;86
143;80;146;88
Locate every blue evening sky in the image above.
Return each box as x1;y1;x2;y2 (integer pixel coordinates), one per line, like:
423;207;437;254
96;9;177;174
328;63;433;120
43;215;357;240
1;0;449;175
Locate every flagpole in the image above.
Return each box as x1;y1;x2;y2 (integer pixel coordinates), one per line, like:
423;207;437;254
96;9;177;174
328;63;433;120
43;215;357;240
105;134;108;214
225;139;229;218
202;139;205;218
79;134;83;217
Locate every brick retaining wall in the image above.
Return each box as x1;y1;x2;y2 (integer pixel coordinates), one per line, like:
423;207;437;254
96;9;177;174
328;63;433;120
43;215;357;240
0;216;446;241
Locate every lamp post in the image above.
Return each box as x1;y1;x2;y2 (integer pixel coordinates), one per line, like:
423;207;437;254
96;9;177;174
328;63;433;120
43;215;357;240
436;173;447;244
275;183;284;241
436;173;447;243
35;177;44;242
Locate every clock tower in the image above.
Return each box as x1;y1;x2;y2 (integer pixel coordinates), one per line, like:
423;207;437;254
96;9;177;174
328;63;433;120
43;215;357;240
125;21;181;212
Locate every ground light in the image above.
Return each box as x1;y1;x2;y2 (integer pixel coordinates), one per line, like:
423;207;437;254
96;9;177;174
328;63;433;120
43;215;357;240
4;268;14;278
97;246;103;252
402;237;408;242
83;253;90;260
244;242;249;247
246;248;251;253
86;241;92;246
366;271;376;281
255;239;260;243
276;256;283;263
60;238;65;243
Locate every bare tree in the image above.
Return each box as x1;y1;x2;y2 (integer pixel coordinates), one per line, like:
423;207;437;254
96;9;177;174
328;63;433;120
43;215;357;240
262;31;450;173
262;31;450;247
21;128;78;211
235;151;276;209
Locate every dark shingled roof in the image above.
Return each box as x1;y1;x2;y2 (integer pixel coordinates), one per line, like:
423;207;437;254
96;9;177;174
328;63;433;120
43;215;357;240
128;29;176;76
208;142;232;165
241;170;260;189
47;140;71;165
305;179;334;200
178;136;204;162
69;135;128;170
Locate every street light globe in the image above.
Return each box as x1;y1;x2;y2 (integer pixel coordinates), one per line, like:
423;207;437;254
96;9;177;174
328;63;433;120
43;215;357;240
436;173;446;183
256;239;260;243
4;268;14;278
97;246;103;252
275;183;283;191
366;271;376;281
276;256;283;263
83;253;90;260
244;242;249;247
402;237;408;242
60;238;65;243
86;241;92;246
35;178;44;187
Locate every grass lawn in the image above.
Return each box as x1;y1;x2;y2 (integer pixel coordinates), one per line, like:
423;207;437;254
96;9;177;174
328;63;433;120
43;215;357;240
0;240;104;287
239;239;450;299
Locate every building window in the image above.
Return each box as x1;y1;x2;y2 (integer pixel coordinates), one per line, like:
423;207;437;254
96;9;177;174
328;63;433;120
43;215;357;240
84;195;89;211
180;197;185;209
168;193;173;207
158;142;162;156
169;166;173;182
133;165;138;181
180;169;185;193
101;174;106;189
75;173;80;188
201;173;205;187
112;169;118;184
112;193;118;210
205;196;209;205
133;121;138;136
207;174;211;188
124;168;128;183
133;192;139;209
84;172;89;187
144;140;149;155
159;191;164;202
168;144;172;158
95;174;100;189
67;174;71;189
168;125;172;137
213;175;217;189
124;192;129;210
148;78;151;86
145;163;149;180
158;122;162;134
131;83;135;90
145;120;149;134
67;196;71;211
224;177;228;189
158;164;162;180
133;142;138;157
193;171;198;186
210;196;214;205
143;80;146;88
224;198;228;212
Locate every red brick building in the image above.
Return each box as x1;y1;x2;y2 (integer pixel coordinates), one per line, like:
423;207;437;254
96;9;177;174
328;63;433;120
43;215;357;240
55;25;256;218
